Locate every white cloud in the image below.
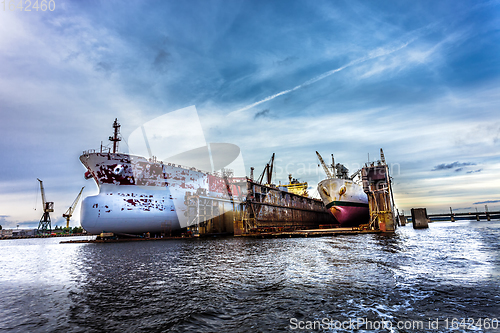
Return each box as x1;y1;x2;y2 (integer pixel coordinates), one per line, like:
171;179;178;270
1;1;499;223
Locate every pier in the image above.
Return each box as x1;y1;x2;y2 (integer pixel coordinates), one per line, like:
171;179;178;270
427;211;499;221
405;210;500;222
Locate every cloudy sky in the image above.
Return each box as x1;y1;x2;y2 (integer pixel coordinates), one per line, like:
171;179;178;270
1;0;499;228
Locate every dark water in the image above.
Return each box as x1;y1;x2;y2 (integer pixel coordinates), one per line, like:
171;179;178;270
1;221;499;332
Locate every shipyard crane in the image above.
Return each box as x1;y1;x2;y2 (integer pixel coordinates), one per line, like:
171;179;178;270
349;168;362;180
257;153;275;185
62;187;85;229
315;151;333;179
37;178;54;233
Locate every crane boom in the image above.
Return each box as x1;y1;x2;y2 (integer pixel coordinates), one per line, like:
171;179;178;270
267;153;275;185
316;151;333;179
257;153;275;185
37;178;46;207
63;187;85;228
349;168;362;180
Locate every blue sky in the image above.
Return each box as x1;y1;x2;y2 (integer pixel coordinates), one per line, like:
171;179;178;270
1;0;500;228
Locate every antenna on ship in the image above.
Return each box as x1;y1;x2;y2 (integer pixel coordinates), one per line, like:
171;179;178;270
109;118;122;153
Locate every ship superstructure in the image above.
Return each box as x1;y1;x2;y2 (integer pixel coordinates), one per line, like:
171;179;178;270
281;174;309;197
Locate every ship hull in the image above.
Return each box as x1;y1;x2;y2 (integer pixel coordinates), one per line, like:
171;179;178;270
318;178;369;227
80;185;182;234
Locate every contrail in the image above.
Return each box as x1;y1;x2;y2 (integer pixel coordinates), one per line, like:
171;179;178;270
230;39;415;115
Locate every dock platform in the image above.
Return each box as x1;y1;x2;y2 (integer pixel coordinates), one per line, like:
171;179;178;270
239;227;382;238
60;236;196;244
60;228;382;243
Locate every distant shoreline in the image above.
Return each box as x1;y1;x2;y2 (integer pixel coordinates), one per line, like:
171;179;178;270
0;233;88;240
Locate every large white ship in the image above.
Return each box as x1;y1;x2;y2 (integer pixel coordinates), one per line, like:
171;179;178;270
316;152;369;227
80;151;246;235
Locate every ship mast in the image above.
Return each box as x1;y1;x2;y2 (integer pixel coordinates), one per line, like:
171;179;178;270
109;118;122;153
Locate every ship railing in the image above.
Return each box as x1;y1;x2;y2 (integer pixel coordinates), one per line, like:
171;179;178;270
156;159;213;175
161;161;241;179
82;147;112;155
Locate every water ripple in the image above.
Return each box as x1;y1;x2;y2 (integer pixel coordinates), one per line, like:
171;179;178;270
0;221;499;332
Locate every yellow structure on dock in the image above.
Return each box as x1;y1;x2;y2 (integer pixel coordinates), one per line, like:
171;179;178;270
281;174;309;197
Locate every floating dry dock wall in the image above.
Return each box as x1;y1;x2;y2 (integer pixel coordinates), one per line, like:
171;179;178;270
184;179;334;236
235;180;333;235
361;149;397;232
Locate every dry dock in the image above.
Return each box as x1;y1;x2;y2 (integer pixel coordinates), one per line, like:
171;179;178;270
61;150;400;243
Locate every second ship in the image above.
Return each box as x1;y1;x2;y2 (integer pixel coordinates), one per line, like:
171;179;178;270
316;151;369;227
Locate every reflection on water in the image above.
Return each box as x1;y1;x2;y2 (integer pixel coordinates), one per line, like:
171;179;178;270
0;221;499;332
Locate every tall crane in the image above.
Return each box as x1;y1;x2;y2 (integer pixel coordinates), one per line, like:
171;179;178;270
316;151;333;179
37;178;54;233
62;187;85;229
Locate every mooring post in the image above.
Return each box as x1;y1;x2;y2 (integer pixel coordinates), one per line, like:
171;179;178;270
398;214;406;226
486;205;491;221
450;207;455;222
411;208;429;229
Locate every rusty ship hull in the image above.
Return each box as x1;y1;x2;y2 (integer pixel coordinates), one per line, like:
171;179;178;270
80;152;246;234
317;178;369;227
